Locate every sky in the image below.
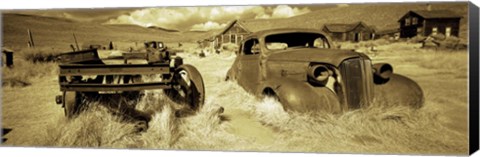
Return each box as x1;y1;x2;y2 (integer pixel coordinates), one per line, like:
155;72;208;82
5;5;339;31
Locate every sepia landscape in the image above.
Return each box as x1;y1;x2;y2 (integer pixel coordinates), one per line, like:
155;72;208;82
1;2;470;155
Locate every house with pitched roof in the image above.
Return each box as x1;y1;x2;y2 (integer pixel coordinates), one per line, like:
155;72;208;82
206;20;252;49
398;9;462;38
321;21;376;42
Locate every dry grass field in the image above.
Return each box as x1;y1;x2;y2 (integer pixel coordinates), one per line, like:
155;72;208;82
2;40;469;155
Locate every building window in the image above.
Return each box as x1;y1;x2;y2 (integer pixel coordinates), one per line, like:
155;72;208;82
412;17;418;25
432;27;438;36
445;27;451;37
405;17;411;26
230;34;236;44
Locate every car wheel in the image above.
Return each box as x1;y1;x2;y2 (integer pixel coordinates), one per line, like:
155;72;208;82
164;64;205;111
64;91;82;119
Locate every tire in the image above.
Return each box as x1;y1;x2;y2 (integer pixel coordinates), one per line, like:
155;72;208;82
64;91;82;119
165;64;205;111
164;64;205;111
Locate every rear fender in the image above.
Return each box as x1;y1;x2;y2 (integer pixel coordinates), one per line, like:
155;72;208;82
374;74;424;108
259;77;342;113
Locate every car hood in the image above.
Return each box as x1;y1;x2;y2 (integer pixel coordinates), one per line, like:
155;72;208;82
266;48;363;66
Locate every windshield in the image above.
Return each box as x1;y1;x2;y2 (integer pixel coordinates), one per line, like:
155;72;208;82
265;32;330;50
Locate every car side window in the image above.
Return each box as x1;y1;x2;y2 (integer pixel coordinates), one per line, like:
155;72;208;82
313;37;329;48
242;39;260;55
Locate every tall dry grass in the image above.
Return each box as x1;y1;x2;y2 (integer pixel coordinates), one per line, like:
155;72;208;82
1;47;76;87
2;58;57;87
251;96;467;154
413;51;468;71
35;79;467;154
18;47;61;63
339;41;468;75
11;41;467;155
37;88;258;151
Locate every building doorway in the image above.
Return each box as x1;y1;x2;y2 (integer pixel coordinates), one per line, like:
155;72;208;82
354;33;361;42
445;27;451;37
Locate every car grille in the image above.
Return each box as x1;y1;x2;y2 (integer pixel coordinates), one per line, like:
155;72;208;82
339;58;374;109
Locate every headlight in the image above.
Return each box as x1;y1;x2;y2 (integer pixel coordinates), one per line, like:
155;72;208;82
308;64;332;85
372;63;393;84
372;63;393;79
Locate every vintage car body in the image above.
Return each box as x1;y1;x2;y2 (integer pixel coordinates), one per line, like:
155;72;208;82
226;29;423;113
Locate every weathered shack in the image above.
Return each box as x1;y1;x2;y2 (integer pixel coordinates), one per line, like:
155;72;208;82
398;9;462;38
322;21;376;42
208;20;252;49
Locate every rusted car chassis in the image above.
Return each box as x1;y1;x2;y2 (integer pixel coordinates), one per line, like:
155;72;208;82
55;42;205;128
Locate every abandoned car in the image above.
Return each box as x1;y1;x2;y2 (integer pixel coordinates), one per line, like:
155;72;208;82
226;29;424;113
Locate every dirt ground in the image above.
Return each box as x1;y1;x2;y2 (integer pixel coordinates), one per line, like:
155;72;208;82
1;42;469;155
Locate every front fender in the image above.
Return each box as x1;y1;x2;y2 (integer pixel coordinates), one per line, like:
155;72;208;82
374;74;424;108
260;78;342;113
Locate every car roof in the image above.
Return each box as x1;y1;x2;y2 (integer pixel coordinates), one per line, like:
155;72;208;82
247;28;328;38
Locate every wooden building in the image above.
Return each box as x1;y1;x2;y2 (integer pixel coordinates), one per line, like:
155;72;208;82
398;10;462;38
206;20;252;49
322;21;376;42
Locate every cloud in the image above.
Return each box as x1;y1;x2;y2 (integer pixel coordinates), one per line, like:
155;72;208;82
106;6;264;30
255;5;310;19
106;8;194;29
106;5;310;30
270;5;311;18
190;21;227;31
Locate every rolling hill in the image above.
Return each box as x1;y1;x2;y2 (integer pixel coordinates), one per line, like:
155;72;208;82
2;3;469;51
239;2;468;39
1;13;204;51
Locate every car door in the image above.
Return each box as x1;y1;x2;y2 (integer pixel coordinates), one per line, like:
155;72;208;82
237;38;261;93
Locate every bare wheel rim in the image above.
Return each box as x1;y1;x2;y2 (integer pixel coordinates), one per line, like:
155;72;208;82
64;91;79;118
165;64;205;111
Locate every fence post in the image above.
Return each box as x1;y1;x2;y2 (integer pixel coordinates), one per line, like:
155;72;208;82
27;29;35;48
73;33;80;51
